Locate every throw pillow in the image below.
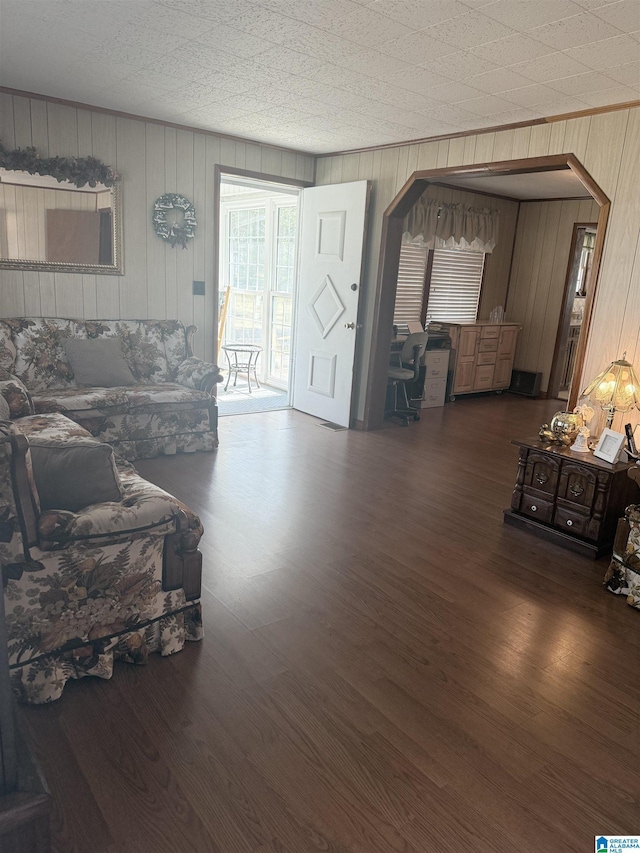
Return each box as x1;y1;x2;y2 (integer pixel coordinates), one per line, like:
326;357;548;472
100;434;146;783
29;438;123;512
0;373;35;418
0;394;10;420
63;338;137;387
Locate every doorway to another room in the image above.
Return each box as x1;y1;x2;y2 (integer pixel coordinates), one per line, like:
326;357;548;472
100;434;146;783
548;224;597;402
217;175;300;416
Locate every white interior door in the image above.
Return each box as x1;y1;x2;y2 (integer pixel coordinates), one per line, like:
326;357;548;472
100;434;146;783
292;180;369;426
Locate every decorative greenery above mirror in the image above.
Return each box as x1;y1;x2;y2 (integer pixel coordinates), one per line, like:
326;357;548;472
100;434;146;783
0;141;123;275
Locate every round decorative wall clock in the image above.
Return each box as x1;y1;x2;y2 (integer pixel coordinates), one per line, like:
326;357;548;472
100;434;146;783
152;193;197;249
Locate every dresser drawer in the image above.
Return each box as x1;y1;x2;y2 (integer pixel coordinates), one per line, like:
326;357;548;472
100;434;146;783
520;492;554;523
556;462;597;511
478;339;498;353
553;505;591;538
524;452;559;496
474;364;494;390
477;350;497;365
481;326;499;339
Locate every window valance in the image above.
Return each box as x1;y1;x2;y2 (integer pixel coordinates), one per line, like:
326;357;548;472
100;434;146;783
404;196;499;253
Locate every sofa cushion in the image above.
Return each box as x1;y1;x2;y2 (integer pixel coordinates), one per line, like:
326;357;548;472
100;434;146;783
0;322;17;373
15;412;97;442
0;373;35;418
31;383;210;415
77;320;186;383
2;318;191;389
14;412;123;512
10;318;76;391
30;439;123;512
37;456;203;546
63;337;137;387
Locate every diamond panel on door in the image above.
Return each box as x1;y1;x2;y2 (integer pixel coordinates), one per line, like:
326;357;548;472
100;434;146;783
309;275;345;339
316;211;346;260
308;350;337;398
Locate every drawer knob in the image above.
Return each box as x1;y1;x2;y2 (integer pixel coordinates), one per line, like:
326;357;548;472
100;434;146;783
566;519;573;526
531;505;537;511
570;484;584;497
536;473;548;485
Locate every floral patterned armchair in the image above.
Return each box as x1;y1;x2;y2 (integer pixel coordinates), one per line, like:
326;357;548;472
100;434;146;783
0;318;222;460
1;416;204;704
605;502;640;610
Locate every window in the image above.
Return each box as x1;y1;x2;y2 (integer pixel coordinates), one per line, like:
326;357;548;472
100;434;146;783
393;242;428;334
228;208;266;292
221;193;298;387
270;205;297;382
425;248;485;324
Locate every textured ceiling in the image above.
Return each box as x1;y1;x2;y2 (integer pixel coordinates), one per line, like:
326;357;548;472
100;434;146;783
0;0;639;154
440;167;593;198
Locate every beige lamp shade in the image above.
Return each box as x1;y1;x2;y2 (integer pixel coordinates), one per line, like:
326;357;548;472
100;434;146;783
581;354;640;428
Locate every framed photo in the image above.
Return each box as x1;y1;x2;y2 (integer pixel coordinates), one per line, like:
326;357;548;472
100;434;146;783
593;428;626;464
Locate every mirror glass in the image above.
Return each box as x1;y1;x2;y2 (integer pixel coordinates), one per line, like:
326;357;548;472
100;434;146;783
0;169;123;274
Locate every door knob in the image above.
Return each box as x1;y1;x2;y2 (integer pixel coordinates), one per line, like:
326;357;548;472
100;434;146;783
344;322;355;329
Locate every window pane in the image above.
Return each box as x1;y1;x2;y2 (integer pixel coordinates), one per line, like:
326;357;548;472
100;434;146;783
425;248;485;324
269;294;292;382
225;292;264;346
275;205;297;294
393;243;428;334
228;207;266;292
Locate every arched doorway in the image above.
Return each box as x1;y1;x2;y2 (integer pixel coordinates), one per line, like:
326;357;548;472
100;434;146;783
363;154;610;431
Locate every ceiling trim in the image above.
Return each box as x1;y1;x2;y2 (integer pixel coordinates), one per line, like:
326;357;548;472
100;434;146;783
429;180;521;203
2;87;639;164
431;182;591;204
316;100;640;160
0;86;311;159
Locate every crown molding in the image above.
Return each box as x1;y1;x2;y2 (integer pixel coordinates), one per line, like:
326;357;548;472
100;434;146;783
0;86;313;160
316;100;640;159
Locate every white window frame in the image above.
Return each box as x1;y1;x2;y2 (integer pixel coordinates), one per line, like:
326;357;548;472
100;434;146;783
220;192;299;389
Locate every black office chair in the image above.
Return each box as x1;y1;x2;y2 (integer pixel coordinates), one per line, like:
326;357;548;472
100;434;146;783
387;331;429;426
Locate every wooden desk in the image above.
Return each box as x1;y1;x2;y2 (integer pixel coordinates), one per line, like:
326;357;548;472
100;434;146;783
503;437;638;558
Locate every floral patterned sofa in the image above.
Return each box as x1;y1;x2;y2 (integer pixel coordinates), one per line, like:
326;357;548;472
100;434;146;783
1;413;204;704
0;318;222;460
604;502;640;611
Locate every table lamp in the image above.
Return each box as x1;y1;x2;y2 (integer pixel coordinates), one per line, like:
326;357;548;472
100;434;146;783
581;352;640;430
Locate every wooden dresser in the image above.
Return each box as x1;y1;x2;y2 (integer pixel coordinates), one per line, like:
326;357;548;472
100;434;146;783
503;438;638;558
438;321;520;400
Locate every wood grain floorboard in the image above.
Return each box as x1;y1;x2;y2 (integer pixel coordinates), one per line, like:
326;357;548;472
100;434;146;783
17;396;640;852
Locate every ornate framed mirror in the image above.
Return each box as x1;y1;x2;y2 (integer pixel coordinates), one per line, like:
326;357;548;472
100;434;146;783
0;165;123;275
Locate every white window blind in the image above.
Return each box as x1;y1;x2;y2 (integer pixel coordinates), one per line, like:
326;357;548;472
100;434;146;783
425;247;485;323
393;243;428;332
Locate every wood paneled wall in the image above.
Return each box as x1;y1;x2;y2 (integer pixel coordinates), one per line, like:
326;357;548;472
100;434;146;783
0;94;314;362
507;197;600;393
316;108;640;426
413;184;519;320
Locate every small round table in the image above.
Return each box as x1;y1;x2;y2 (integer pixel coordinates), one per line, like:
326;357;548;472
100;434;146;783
222;343;263;393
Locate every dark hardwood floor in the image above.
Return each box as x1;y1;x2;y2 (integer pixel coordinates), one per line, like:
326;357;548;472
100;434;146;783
18;396;640;853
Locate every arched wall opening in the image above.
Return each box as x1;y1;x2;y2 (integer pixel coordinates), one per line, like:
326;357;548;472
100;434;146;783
363;154;610;431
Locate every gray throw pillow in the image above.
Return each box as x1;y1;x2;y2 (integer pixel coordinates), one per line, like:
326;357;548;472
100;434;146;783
63;337;137;387
29;440;123;512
